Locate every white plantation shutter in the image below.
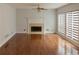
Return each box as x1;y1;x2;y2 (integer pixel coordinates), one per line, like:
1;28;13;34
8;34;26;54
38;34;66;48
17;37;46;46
66;11;79;40
72;11;79;40
58;11;79;41
66;12;73;39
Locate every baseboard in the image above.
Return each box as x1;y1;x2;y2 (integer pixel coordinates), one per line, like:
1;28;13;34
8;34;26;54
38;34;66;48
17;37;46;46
16;32;27;33
44;32;56;34
16;32;44;34
0;32;16;47
17;32;56;34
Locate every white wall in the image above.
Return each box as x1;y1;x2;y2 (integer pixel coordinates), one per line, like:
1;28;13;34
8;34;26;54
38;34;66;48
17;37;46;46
0;4;16;47
16;9;56;33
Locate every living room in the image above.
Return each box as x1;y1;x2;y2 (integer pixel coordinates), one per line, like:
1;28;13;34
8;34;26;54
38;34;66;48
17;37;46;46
0;3;79;55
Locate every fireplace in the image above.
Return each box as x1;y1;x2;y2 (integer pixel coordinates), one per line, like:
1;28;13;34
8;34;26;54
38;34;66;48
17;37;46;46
29;24;43;34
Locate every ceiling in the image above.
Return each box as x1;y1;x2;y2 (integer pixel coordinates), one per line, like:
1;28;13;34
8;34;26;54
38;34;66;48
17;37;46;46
9;3;68;9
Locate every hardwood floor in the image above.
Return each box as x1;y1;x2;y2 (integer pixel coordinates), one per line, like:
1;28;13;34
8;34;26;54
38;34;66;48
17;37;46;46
0;33;79;55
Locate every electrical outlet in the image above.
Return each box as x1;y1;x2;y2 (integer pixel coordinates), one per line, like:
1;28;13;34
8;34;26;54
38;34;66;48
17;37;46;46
46;29;49;31
24;29;26;31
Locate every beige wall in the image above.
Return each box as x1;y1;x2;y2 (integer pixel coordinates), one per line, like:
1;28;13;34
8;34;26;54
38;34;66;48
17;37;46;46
0;4;16;47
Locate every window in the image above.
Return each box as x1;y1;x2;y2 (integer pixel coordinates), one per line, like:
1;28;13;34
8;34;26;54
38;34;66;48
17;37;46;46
58;11;79;41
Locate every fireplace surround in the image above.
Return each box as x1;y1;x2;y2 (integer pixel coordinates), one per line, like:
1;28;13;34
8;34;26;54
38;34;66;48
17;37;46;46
28;23;44;34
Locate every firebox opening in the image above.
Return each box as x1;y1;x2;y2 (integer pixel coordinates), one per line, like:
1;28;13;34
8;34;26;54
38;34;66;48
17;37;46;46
31;26;42;32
